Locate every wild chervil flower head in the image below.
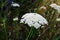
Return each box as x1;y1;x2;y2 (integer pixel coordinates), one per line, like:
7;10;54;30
11;2;20;7
50;3;57;9
50;3;60;13
8;0;20;7
20;13;48;29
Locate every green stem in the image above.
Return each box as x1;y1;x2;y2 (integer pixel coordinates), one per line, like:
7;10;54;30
1;0;8;40
3;19;8;40
25;27;34;40
15;22;19;40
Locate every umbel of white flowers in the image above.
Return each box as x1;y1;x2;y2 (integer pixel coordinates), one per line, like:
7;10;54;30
20;13;48;29
11;2;20;7
50;3;60;13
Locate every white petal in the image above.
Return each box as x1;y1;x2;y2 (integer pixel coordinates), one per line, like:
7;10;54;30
25;19;30;24
34;22;41;29
22;13;29;18
27;21;34;27
38;20;44;25
20;19;25;23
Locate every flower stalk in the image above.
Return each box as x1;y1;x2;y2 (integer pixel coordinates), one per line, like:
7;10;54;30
25;27;34;40
3;19;8;40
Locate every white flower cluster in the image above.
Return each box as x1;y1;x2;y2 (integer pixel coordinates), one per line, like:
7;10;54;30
11;2;20;7
50;3;60;13
20;13;48;29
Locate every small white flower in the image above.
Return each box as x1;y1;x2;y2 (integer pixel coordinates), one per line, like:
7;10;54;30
50;3;60;13
11;2;20;7
41;26;45;28
13;17;18;21
0;24;3;26
56;18;60;21
20;13;48;29
50;3;57;9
